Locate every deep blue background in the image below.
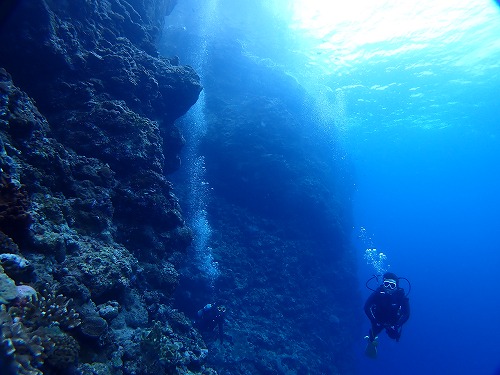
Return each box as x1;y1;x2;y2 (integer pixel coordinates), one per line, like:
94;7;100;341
353;126;500;374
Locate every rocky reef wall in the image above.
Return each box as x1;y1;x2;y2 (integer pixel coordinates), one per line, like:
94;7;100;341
162;25;361;374
0;1;216;374
203;45;360;375
0;0;361;374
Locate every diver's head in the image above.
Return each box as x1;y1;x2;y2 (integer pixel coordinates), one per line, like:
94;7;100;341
217;305;226;313
382;272;398;293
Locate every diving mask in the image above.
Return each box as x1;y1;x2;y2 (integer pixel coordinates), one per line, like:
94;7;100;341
383;279;397;290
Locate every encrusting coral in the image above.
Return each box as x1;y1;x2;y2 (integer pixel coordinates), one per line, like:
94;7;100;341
140;318;210;375
44;330;80;370
79;315;108;339
140;320;185;373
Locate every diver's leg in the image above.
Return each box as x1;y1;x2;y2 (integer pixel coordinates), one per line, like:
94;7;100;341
368;324;383;342
364;324;382;358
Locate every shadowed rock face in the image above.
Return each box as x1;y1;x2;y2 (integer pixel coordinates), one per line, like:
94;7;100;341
162;33;360;375
0;1;214;374
0;0;201;263
0;0;200;171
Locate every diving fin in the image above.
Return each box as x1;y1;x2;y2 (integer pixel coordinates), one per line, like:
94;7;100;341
364;336;378;359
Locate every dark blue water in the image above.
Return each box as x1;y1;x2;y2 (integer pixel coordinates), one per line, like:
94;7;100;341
337;3;500;373
354;126;500;374
163;0;500;373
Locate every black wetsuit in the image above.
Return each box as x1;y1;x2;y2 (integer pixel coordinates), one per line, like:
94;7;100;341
364;286;410;342
197;304;225;343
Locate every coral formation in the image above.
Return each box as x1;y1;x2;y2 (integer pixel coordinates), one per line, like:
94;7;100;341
62;239;137;300
0;273;81;375
45;331;80;369
0;232;20;254
0;304;53;375
0;173;31;241
140;320;209;374
142;261;179;295
97;301;120;321
8;289;81;331
0;253;34;282
0;265;17;304
0;61;209;375
0;0;213;373
79;316;108;339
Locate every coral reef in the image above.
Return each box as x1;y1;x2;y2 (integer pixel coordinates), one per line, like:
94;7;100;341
80;316;108;339
0;272;82;375
0;0;213;373
45;331;80;370
0;304;53;375
0;253;34;282
8;289;82;331
0;265;17;304
0;67;209;374
0;173;31;242
0;0;359;374
140;320;210;374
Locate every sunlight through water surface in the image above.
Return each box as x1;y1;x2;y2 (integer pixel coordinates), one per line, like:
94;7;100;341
288;0;500;71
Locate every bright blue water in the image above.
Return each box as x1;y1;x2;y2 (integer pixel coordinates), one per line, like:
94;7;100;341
277;2;500;373
328;3;500;373
164;0;500;373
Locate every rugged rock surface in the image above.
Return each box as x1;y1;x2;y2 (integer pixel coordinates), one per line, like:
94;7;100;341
0;0;361;374
0;0;211;374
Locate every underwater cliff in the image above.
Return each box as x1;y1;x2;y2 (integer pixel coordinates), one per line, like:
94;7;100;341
0;1;359;374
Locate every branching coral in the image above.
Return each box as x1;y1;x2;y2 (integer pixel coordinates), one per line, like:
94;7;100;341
8;289;81;330
0;288;81;374
0;304;54;375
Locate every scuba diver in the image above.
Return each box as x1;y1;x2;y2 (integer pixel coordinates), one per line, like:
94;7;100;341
196;302;226;343
364;272;410;358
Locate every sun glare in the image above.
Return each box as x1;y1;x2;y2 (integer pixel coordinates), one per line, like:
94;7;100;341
288;0;499;68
